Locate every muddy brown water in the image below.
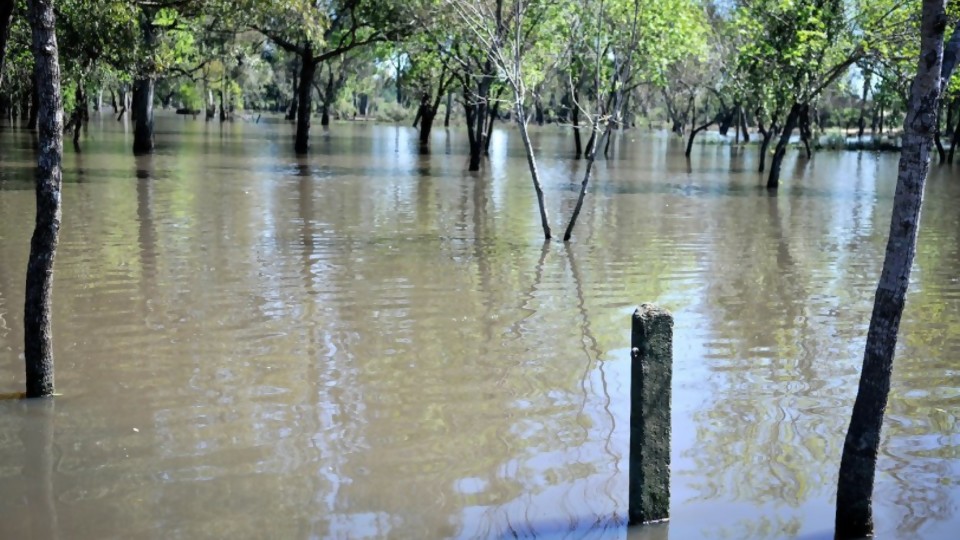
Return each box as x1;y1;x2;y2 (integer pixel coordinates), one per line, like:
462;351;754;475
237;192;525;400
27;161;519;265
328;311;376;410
1;116;959;539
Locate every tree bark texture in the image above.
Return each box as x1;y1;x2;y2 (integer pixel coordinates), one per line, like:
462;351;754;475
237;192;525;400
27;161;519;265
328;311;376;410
24;0;64;398
132;9;156;155
295;49;316;154
835;1;948;537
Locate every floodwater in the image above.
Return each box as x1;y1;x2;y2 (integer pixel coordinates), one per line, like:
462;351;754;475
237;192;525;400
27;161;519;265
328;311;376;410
1;116;959;540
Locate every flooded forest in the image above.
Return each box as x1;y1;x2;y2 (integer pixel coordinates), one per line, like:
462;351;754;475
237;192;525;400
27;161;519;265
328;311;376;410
2;0;960;539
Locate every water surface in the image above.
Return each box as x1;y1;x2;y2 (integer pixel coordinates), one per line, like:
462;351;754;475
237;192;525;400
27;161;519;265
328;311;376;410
1;116;959;539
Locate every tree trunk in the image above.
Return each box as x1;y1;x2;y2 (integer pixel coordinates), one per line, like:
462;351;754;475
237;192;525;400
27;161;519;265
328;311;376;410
219;89;226;122
72;81;83;146
28;73;39;129
286;58;299;121
949;98;960;163
798;104;813;158
484;98;499;156
320;66;333;127
572;89;582;159
132;77;154;154
468;76;491;171
686;114;718;157
515;102;550;240
443;92;451;127
858;69;872;139
740;108;751;143
718;108;734;136
835;2;950;537
24;0;64;398
132;9;156;155
0;0;14;88
767;103;802;189
564;123;609;242
295;49;316;154
935;103;946;162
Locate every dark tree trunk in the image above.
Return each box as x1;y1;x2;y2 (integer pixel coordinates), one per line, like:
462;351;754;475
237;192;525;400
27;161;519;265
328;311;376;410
757;119;775;173
535;97;544;125
72;81;84;146
935;103;946;162
132;9;156;155
949;98;960;163
28;73;39;129
468;77;491;171
572;89;582;159
484;98;499;156
219;89;226;122
320;66;333;127
739;106;751;143
584;129;597;159
295;49;316;154
286;58;300;121
24;0;64;398
718;109;734;136
443;92;451;127
360;93;369;117
132;77;154;154
0;0;14;88
799;104;813;159
685;114;719;157
835;2;951;537
767;103;802;189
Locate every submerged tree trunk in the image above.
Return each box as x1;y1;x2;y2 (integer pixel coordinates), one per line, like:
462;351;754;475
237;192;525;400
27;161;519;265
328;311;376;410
515;102;550;240
767;103;802;188
468;76;491;171
443;92;451;127
24;0;64;398
484;98;499;156
132;9;156;155
286;58;300;121
686;113;720;157
320;66;333;127
835;2;951;537
28;74;39;129
572;89;582;159
949;98;960;163
295;49;316;154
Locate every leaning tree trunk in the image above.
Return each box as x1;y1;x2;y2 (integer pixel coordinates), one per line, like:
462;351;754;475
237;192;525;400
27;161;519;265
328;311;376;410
295;49;316;154
767;103;802;189
835;1;951;537
686;112;721;157
24;0;64;398
132;9;156;155
515;102;551;240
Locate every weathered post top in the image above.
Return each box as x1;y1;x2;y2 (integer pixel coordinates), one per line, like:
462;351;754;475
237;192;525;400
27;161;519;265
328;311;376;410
629;303;673;526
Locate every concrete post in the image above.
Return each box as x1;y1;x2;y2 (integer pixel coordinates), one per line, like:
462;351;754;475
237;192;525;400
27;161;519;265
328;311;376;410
629;304;673;525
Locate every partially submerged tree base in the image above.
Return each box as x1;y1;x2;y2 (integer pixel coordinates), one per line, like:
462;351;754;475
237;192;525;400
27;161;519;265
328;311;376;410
834;0;956;537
